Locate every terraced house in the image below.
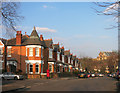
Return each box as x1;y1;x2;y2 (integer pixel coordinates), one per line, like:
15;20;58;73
0;27;81;78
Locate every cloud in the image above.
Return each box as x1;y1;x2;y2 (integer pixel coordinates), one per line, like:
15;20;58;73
36;27;56;33
43;5;48;8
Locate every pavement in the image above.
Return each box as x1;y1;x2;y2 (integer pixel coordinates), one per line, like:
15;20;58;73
1;76;119;92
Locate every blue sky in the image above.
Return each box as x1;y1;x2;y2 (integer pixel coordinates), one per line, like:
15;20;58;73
15;2;117;58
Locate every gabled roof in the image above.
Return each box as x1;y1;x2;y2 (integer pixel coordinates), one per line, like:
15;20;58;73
44;39;53;48
0;38;7;45
64;50;70;56
7;35;29;46
53;43;60;52
24;28;41;45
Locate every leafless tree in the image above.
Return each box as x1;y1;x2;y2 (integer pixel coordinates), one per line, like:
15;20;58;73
93;1;120;29
1;1;23;38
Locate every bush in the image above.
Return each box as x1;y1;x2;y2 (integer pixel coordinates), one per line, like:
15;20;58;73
73;70;79;77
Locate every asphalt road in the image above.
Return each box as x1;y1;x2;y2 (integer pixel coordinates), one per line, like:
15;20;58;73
1;76;119;92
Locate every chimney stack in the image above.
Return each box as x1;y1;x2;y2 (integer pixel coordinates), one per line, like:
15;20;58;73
16;31;22;45
40;35;43;41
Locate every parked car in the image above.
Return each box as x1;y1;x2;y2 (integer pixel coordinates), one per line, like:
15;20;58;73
107;74;112;77
78;72;87;78
111;73;117;78
1;72;24;80
87;73;91;78
98;73;104;77
91;73;95;77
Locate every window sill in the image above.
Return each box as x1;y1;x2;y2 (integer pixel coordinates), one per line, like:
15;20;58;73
29;72;33;74
29;55;33;57
35;55;39;57
35;72;40;74
7;55;11;57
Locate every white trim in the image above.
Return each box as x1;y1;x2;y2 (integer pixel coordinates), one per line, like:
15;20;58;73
35;47;39;57
25;60;43;64
41;73;47;75
68;57;70;63
7;55;11;57
26;45;42;48
57;52;60;61
29;47;33;56
7;46;12;48
7;61;17;67
48;62;54;64
62;55;64;63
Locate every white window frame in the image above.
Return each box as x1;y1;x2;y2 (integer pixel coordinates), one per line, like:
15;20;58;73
29;64;33;74
57;52;60;61
49;48;53;58
68;57;70;63
35;47;39;57
7;46;12;57
71;60;73;64
29;48;33;56
35;64;39;74
62;55;64;63
41;47;43;58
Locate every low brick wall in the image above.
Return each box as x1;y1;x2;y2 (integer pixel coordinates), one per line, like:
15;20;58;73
28;74;41;79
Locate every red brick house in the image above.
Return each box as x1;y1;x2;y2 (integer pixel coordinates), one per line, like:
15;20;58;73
0;27;81;78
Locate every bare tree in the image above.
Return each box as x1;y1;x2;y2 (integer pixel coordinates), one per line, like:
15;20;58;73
1;1;23;38
93;1;120;29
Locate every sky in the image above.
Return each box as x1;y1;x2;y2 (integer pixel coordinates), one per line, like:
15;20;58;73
4;2;118;58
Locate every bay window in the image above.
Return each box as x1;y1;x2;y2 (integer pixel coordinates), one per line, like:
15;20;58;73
35;64;39;73
29;64;33;74
35;47;39;56
62;55;64;63
57;52;60;61
49;49;53;58
29;48;33;56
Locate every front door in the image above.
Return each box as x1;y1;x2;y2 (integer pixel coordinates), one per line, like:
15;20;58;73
9;64;16;73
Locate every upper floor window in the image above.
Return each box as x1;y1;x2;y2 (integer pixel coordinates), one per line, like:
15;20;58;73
71;60;73;64
41;47;43;58
29;48;33;56
7;47;11;57
49;49;53;58
35;64;39;73
29;64;33;73
35;47;39;56
0;48;3;55
57;52;60;61
62;55;64;63
68;57;70;63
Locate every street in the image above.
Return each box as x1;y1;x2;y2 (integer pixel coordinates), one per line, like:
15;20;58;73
1;76;120;92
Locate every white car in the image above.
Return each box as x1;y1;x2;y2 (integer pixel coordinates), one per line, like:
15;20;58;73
91;73;95;77
1;72;24;80
98;74;104;77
